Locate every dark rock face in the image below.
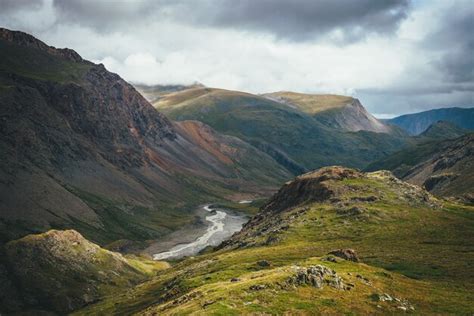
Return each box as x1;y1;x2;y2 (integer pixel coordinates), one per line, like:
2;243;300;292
328;249;360;262
0;28;290;244
0;27;84;62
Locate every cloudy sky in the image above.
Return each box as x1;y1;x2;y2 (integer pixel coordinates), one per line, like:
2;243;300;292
1;0;473;116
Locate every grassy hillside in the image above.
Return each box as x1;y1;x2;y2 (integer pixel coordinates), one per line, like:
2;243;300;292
152;87;410;173
76;167;474;315
1;230;169;313
263;91;353;114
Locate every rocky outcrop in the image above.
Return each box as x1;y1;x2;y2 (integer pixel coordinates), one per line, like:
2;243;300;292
261;166;362;214
3;230;152;313
286;265;346;290
328;249;360;262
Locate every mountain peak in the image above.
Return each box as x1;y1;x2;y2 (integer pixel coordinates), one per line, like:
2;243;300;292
0;27;83;62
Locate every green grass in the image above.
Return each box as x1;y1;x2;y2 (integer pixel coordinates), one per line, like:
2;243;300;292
75;173;474;315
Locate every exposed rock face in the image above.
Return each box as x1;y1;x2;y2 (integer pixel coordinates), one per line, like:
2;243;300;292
328;249;360;262
0;28;290;243
3;230;149;313
263;92;393;133
402;134;473;196
314;98;392;133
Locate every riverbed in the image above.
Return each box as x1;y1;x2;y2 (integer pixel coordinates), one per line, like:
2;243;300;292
151;205;247;260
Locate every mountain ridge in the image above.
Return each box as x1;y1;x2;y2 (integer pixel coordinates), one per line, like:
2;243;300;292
386;107;474;135
146;85;412;173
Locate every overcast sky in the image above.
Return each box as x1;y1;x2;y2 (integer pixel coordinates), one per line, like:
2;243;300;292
1;0;473;116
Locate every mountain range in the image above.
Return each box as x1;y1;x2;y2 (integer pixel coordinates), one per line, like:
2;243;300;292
139;85;410;173
0;28;473;315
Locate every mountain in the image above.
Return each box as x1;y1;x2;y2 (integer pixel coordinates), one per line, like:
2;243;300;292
0;229;168;313
386;107;474;135
135;83;204;105
74;167;474;315
366;133;474;198
0;28;291;245
149;86;410;173
419;120;469;139
263;91;393;133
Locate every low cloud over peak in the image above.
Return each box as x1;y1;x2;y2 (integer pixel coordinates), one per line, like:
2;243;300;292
0;0;472;115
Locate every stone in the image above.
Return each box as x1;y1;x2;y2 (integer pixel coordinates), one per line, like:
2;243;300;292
202;300;215;308
286;265;345;290
328;249;360;262
257;260;271;267
249;284;267;291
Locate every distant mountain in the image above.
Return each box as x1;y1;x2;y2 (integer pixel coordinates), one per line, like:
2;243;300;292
263;91;393;133
150;86;410;173
135;83;204;105
0;28;291;244
386;107;474;135
366;133;473;198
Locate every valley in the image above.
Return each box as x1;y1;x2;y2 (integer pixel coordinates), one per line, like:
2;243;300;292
151;204;247;260
0;26;473;315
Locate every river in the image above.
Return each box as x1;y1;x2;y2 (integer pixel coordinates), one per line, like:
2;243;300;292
152;204;247;260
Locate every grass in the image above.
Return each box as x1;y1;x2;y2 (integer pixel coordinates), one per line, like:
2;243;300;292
75;172;474;315
0;40;91;83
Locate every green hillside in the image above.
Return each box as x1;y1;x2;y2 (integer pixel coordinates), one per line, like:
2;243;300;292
74;167;474;315
153;87;411;173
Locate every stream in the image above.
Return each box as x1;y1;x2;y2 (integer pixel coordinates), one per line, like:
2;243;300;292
152;204;247;260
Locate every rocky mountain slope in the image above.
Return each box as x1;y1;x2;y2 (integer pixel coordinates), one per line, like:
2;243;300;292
0;28;291;245
386;107;474;135
0;229;168;313
149;86;410;173
366;133;473;198
73;166;474;315
263;91;393;133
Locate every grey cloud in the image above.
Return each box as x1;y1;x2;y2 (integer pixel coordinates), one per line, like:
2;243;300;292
51;0;410;43
189;0;411;42
424;4;474;84
52;0;160;31
0;0;43;12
